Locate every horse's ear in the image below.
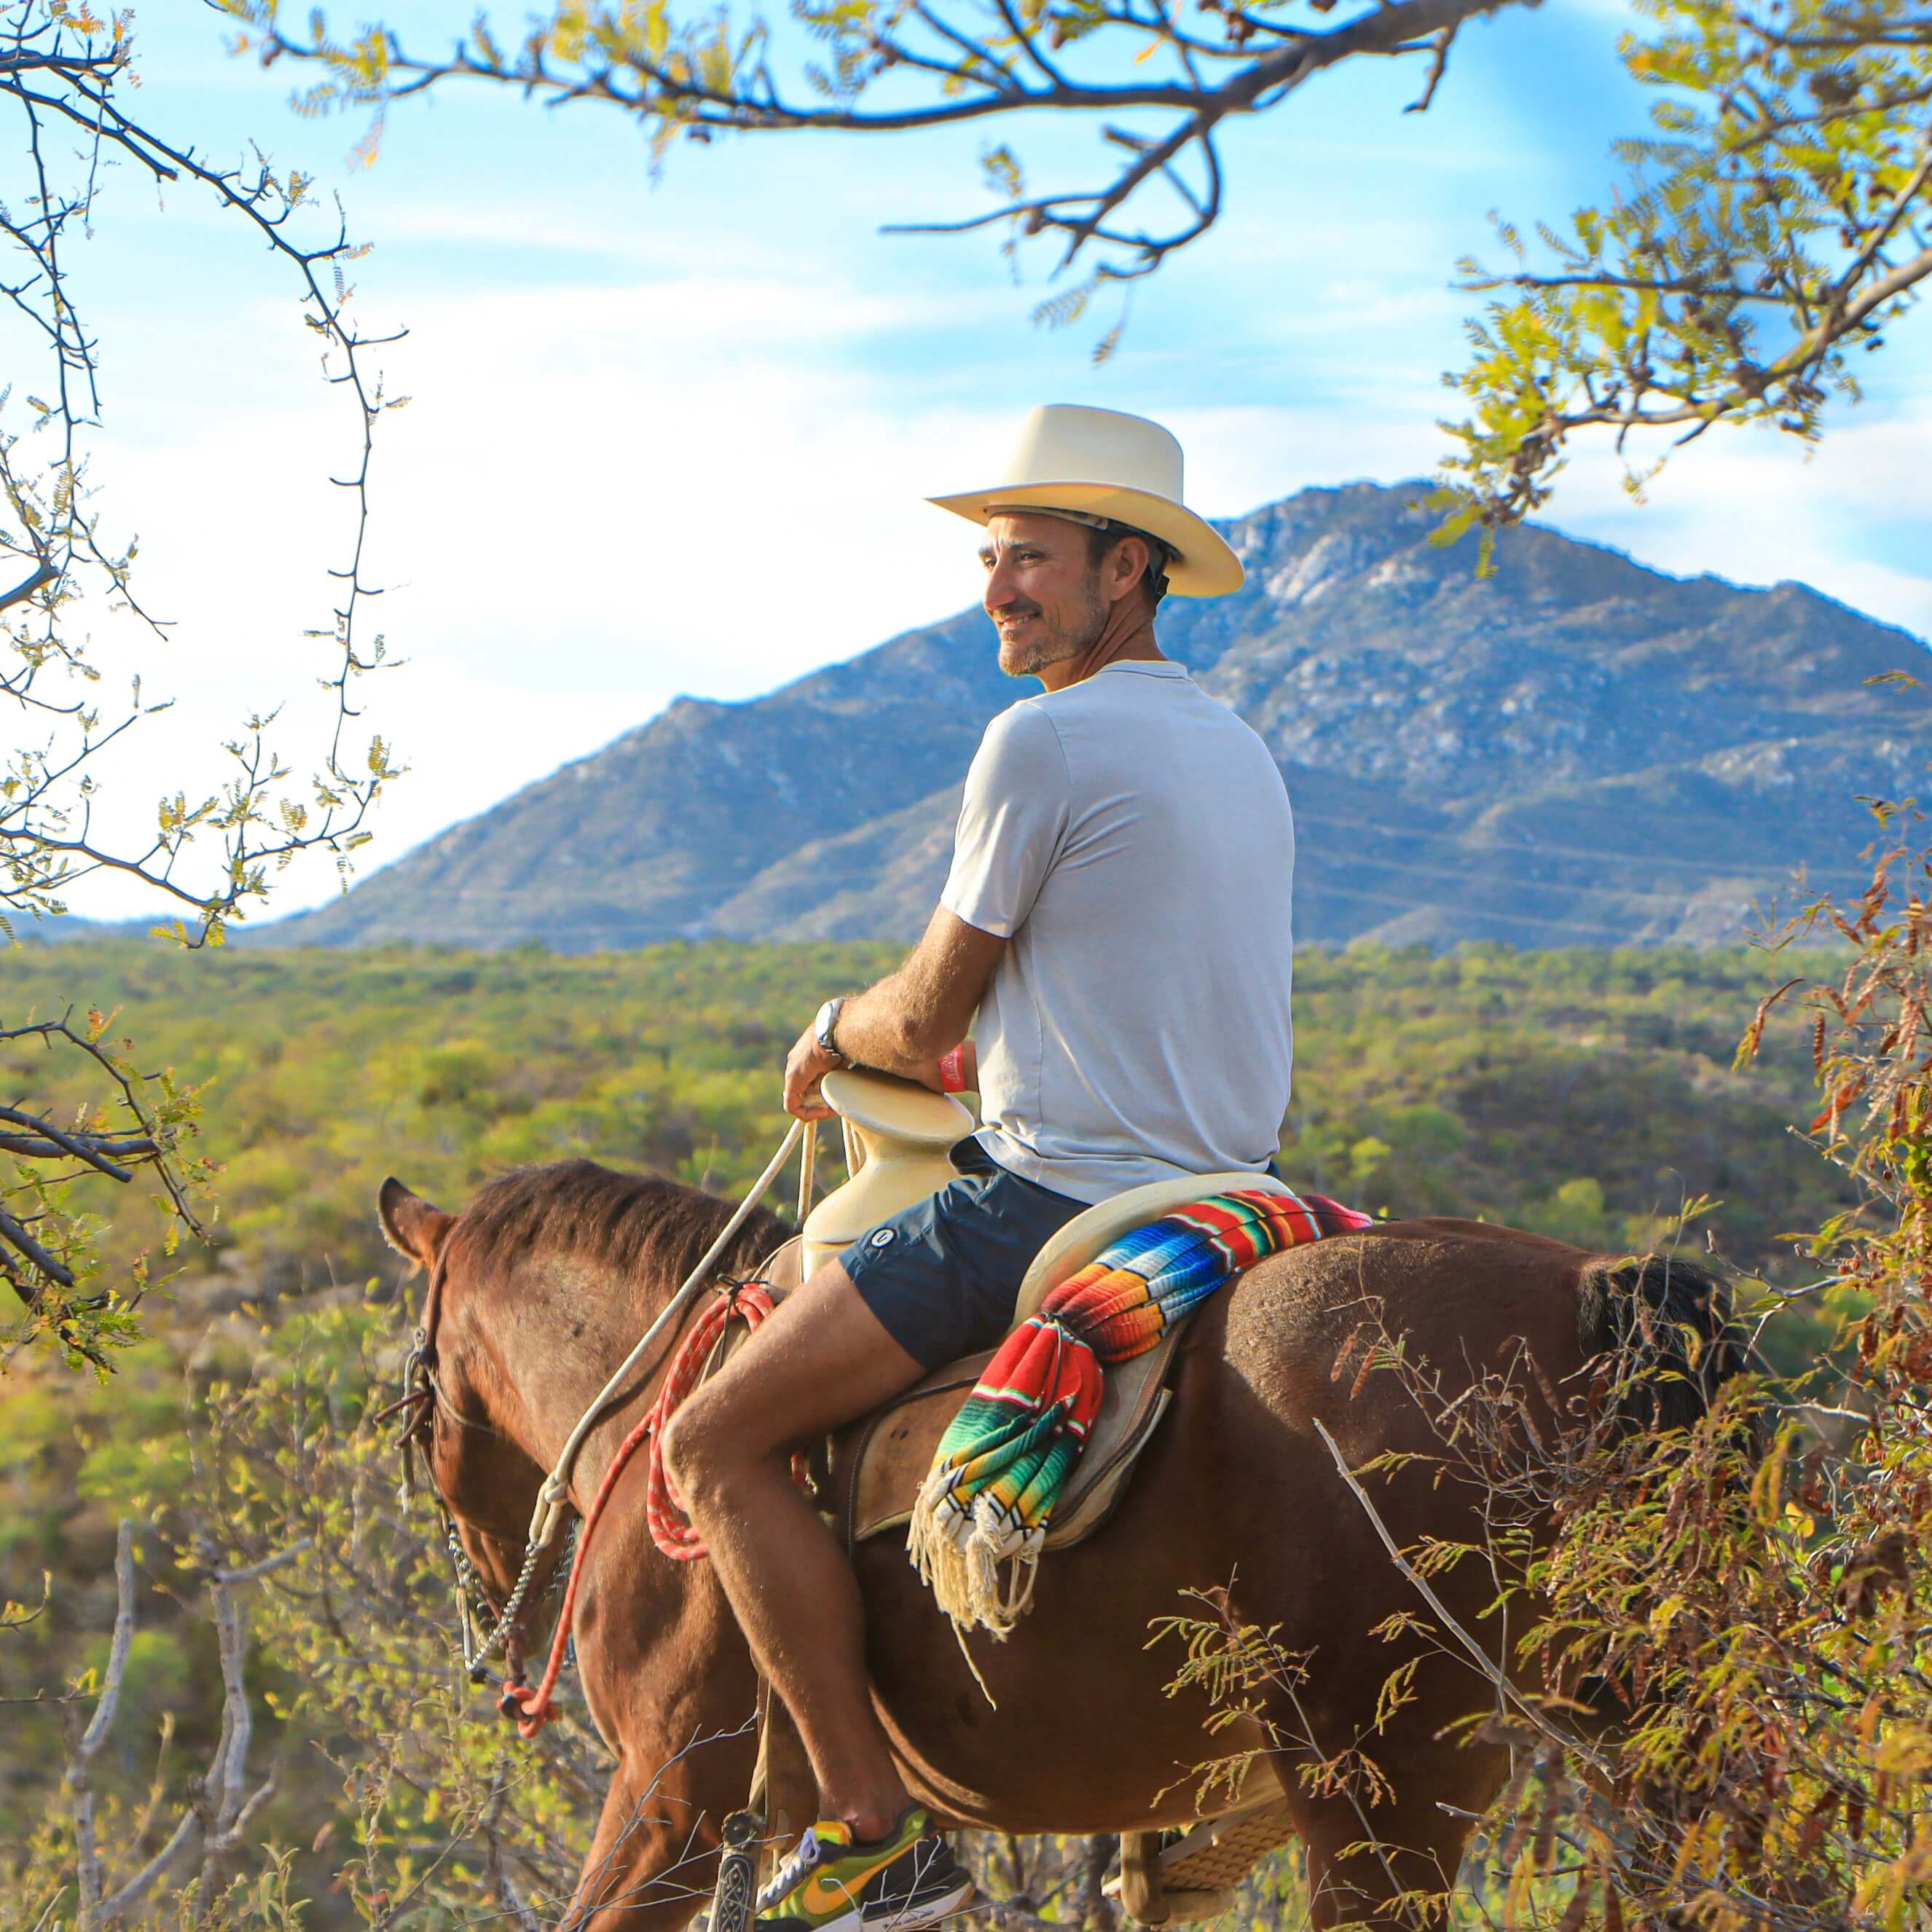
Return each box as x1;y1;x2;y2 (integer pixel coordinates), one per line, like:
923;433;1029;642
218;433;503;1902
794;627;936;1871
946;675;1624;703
378;1176;455;1275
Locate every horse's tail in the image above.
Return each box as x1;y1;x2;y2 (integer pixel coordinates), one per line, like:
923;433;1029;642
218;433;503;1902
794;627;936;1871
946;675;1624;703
1574;1250;1751;1433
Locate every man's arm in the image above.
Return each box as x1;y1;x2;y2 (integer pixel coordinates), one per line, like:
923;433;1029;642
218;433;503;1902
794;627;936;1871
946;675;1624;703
783;907;1004;1121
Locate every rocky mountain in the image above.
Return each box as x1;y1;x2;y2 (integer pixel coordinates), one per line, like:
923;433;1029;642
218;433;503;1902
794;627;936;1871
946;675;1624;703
264;482;1932;952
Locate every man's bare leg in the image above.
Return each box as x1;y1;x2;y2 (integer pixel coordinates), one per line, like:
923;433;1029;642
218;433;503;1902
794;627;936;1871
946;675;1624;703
660;1262;926;1839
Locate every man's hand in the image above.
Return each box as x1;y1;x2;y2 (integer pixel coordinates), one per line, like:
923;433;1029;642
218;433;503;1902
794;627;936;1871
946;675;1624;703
783;1026;841;1123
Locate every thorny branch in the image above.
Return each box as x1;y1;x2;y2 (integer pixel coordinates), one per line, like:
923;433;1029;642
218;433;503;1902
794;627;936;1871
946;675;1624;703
1272;1064;1932;1932
1;2;404;1360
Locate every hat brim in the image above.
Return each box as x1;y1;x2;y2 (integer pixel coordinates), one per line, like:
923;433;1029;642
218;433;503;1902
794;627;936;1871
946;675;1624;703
927;481;1244;598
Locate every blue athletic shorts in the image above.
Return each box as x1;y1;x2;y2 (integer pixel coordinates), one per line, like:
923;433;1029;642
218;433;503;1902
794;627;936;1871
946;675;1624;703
840;1136;1085;1370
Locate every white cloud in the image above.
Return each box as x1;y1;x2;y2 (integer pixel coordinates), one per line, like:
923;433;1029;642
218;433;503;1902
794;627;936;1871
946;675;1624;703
57;278;1932;927
51;265;1010;919
1163;403;1442;519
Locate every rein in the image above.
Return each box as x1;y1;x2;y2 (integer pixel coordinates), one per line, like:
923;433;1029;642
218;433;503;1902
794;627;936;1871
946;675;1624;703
524;1120;804;1552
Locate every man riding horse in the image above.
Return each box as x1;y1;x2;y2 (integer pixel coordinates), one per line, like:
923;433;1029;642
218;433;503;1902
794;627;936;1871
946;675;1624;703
660;405;1295;1932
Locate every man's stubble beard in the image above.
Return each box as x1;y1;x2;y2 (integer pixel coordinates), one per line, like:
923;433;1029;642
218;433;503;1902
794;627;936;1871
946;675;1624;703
997;583;1107;679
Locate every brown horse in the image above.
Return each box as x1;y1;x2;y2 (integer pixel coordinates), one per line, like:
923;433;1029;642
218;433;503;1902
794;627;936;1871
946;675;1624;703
377;1157;1739;1932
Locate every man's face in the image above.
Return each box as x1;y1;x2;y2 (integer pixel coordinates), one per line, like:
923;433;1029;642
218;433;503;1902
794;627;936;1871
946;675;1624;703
979;512;1110;679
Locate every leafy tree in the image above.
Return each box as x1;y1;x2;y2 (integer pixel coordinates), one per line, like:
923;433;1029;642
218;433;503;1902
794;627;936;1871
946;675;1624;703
224;0;1932;533
0;4;402;1367
1441;0;1932;535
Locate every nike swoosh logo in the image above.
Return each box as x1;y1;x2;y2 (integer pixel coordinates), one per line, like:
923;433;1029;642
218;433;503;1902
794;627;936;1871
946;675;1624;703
798;1845;909;1917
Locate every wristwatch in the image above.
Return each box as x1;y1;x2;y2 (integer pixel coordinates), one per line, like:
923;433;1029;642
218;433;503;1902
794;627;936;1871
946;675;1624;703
813;997;849;1066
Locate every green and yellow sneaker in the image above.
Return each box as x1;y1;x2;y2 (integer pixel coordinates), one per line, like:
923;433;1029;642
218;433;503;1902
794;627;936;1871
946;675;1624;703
755;1807;974;1932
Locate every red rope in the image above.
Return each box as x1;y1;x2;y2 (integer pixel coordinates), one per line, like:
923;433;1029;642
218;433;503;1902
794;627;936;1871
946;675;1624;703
513;1283;778;1738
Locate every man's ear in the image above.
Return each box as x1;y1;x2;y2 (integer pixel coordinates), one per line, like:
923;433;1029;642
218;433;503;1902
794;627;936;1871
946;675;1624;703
1108;531;1152;605
378;1177;455;1275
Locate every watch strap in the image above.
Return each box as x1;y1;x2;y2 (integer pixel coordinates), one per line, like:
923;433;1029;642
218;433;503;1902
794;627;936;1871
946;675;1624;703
815;997;848;1063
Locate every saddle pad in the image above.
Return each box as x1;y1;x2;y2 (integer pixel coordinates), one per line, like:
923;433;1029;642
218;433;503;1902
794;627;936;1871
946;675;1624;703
833;1322;1185;1553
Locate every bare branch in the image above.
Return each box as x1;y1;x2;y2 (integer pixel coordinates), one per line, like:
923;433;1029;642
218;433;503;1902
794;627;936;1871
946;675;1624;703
0;554;57;613
0;1104;154;1180
213;1539;315;1585
1404;24;1455;111
1;1208;76;1295
69;1522;137;1928
1311;1418;1603;1770
92;1811;201;1925
76;1523;137;1759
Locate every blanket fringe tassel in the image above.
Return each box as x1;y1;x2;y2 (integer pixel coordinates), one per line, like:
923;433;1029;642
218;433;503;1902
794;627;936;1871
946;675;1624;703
907;1473;1043;1642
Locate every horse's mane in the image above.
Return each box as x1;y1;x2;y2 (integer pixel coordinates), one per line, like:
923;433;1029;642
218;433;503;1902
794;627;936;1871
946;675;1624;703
450;1158;788;1289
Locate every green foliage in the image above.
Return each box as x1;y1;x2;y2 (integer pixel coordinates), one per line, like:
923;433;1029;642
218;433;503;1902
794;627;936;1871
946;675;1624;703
1;1302;605;1928
0;935;1860;1921
1441;0;1932;537
1;1009;216;1375
183;1305;602;1925
0;937;1851;1306
1165;832;1932;1930
1284;942;1849;1314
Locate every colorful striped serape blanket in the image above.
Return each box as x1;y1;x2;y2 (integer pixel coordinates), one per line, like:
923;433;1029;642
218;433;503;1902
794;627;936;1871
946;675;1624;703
906;1185;1375;1638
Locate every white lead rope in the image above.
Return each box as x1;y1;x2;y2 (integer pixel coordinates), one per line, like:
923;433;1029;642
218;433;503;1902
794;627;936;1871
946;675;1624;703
796;1118;817;1227
525;1117;806;1552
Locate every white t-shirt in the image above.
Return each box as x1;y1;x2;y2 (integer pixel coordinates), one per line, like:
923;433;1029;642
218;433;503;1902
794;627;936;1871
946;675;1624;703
941;659;1296;1204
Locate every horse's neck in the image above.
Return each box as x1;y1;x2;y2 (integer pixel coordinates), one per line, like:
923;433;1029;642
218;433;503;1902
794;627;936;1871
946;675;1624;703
467;1249;690;1496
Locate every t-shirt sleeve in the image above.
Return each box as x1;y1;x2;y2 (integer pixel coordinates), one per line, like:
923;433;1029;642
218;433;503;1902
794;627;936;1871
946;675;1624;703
940;703;1069;939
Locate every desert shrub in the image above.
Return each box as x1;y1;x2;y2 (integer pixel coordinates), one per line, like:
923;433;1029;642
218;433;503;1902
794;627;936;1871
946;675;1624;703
1172;845;1932;1929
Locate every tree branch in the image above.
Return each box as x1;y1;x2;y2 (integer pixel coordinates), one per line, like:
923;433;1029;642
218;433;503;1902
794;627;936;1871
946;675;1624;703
1311;1418;1608;1773
1;1208;78;1295
0;1105;156;1181
0;554;58;613
237;0;1523;274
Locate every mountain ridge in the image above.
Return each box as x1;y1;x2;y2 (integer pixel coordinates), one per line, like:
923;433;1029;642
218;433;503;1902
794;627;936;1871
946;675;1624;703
257;482;1931;953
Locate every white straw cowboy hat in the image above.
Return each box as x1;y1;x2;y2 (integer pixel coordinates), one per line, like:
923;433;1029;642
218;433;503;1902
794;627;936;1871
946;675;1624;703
929;404;1244;598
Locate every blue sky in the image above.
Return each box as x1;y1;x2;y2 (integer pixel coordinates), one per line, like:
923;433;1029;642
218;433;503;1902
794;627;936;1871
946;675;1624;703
35;0;1932;918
